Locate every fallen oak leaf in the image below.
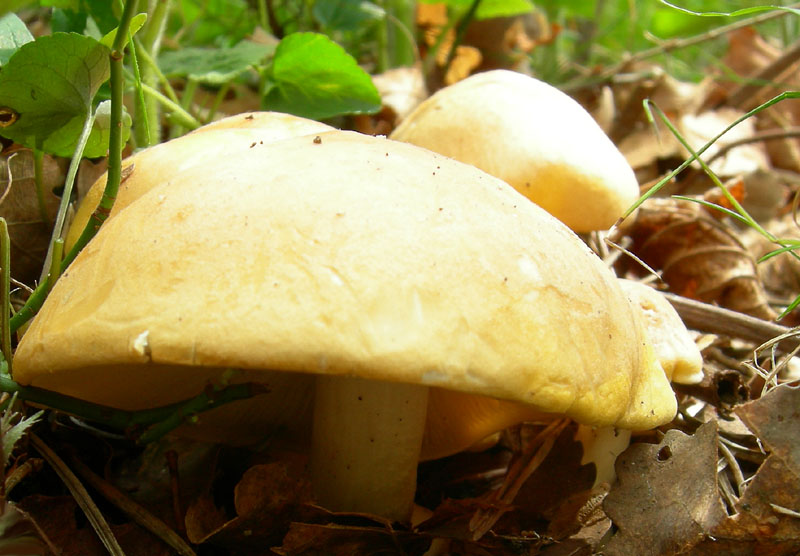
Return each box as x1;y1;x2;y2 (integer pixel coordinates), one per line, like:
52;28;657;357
736;383;800;476
691;387;800;554
623;196;776;320
603;421;727;556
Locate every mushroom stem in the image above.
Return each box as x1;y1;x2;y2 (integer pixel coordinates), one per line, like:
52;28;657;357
575;425;632;487
310;375;429;522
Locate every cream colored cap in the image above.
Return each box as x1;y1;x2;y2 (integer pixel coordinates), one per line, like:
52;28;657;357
65;112;333;251
16;131;675;439
618;279;704;385
390;70;639;232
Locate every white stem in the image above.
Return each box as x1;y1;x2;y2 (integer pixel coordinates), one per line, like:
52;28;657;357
575;425;632;487
310;375;429;522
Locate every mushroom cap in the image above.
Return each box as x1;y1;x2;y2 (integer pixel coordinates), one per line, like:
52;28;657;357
65;112;333;251
390;70;639;232
617;279;704;385
15;131;675;442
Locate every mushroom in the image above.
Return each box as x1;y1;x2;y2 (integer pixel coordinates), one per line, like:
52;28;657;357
14;131;676;523
390;69;639;232
65;112;334;251
617;278;704;385
576;279;704;486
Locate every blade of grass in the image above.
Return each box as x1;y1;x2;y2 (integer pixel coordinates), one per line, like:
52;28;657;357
630;97;800;319
30;433;127;556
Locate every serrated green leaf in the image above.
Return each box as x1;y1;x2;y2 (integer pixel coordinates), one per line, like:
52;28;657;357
0;405;41;469
100;12;148;48
313;0;385;32
264;32;381;120
0;13;34;67
159;41;273;85
0;33;110;153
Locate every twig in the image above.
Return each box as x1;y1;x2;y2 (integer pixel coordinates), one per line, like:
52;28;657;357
562;4;800;90
69;455;197;556
706;127;800;165
30;433;126;556
725;38;800;109
661;292;800;351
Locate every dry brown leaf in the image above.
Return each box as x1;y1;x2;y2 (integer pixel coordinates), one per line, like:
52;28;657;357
623;196;777;320
602;421;727;556
721;28;800;172
185;456;312;548
737;384;800;480
743;213;800;300
16;494;172;556
275;522;431;556
691;385;800;554
0;148;62;285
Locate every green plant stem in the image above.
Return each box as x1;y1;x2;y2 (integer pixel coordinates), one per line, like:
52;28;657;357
205;81;231;123
9;282;45;333
140;82;201;129
46;239;63;293
0;374;263;442
32;149;48;225
0;219;9;369
375;0;388;73
9;0;139;333
133;39;181;104
441;0;482;79
170;77;199;138
385;0;415;67
136;0;172;147
38;108;97;286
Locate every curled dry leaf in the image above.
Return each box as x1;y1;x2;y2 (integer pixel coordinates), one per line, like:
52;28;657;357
0;147;62;285
622;196;777;320
603;421;727;556
16;495;172;556
185;456;312;548
691;385;800;555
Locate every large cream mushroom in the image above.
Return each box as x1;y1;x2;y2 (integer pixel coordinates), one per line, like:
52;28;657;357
390;70;639;232
14;131;676;523
65;112;334;250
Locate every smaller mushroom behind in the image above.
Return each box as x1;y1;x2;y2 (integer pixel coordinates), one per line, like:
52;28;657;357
390;70;639;232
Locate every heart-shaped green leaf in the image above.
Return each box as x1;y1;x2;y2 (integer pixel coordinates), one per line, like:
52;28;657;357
0;33;110;154
264;32;381;120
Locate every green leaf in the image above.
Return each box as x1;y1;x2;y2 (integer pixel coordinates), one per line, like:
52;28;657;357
264;32;381;120
159;41;274;85
0;13;34;67
475;0;534;19
0;33;110;154
419;0;534;19
0;399;42;469
43;100;132;158
313;0;385;32
100;12;148;48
